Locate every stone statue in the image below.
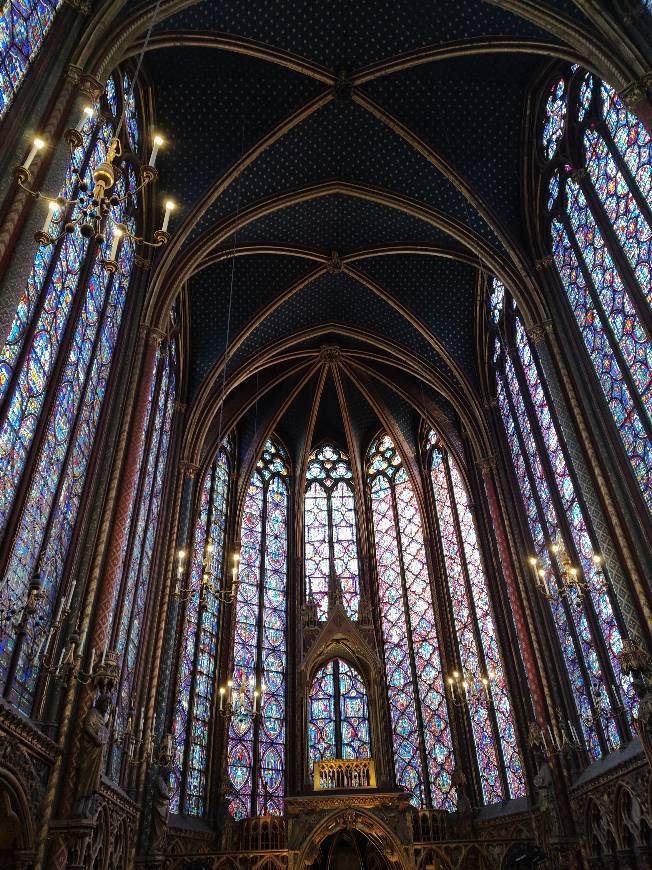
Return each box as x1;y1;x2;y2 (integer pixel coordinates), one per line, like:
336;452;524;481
72;693;111;818
150;760;172;854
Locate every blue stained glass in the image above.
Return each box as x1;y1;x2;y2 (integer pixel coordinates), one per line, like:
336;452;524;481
542;78;566;159
0;0;62;118
228;439;288;819
123;73;139;152
0;87;139;706
171;445;230;816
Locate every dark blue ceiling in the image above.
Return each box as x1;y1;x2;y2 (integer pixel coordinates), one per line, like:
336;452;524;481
130;0;593;448
353;254;478;381
226;271;457;380
188;254;317;395
154;0;563;68
149;46;324;207
188;98;501;249
232;194;459;250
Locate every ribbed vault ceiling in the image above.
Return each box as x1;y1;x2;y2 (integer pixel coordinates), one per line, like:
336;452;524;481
109;0;611;467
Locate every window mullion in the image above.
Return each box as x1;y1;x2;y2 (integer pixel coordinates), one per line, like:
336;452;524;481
333;659;342;759
389;481;432;809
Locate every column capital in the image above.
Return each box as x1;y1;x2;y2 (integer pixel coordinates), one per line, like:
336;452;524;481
534;255;554;271
139;323;166;347
526;319;553;346
619;74;652;113
475;455;496;474
179;459;200;479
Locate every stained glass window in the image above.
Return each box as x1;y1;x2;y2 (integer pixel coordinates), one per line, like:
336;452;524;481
0;75;140;714
308;658;370;771
543;66;652;512
228;438;288;819
0;0;62;118
305;443;360;620
367;434;455;810
123;73;140;153
109;339;177;783
490;277;634;759
170;441;231;816
428;433;525;802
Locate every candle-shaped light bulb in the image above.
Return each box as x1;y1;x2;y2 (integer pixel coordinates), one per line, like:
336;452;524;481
89;647;95;674
219;686;225;710
24;137;45;170
149;134;164;167
528;556;537;566
206;541;214;553
161;199;175;233
550;543;559;555
227;679;233;688
453;670;459;679
42;200;57;235
76;105;94;132
108;225;123;262
233;552;240;563
570;567;578;577
447;676;453;686
592;553;602;565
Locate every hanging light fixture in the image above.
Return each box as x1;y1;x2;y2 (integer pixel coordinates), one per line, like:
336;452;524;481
527;537;595;603
14;0;174;268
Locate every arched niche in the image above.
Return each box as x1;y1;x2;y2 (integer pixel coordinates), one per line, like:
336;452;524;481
299;611;391;791
0;768;35;869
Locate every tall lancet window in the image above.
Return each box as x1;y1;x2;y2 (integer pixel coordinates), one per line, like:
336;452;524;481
427;431;525;802
109;336;177;783
0;1;62;118
308;659;371;770
490;278;634;760
170;438;231;816
228;438;289;819
367;434;455;810
0;75;139;714
541;67;652;512
304;443;360;620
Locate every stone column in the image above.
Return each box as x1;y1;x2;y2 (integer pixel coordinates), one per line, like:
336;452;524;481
477;457;548;725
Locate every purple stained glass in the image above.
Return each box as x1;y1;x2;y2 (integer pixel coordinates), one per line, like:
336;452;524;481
429;437;525;801
304;444;360;620
228;439;288;819
171;445;230;815
542;78;566;159
367;435;455;810
550;215;652;511
0;0;62;118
